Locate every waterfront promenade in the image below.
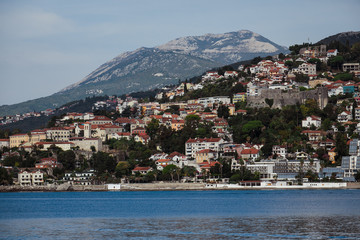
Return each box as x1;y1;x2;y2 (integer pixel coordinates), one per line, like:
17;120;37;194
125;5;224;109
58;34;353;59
1;182;360;192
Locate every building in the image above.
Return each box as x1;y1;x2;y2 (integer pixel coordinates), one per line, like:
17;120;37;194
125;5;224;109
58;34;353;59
10;134;29;148
132;166;153;175
272;145;287;158
89;115;113;125
35;157;63;169
46;127;71;142
294;63;316;75
197;96;231;106
185;138;226;158
337;111;352;123
233;93;246;103
240;148;259;161
18;170;44;186
63;170;95;185
341;156;360;181
246;162;276;180
35;142;74;151
0;139;10;149
302;116;321;128
195;149;216;164
343;63;360;72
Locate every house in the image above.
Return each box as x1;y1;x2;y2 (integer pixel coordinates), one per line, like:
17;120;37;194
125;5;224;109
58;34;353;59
0;139;10;149
240;148;259;161
337;111;352;123
272;145;287;158
18;170;44;186
199;161;221;173
185;138;226;158
133;133;150;145
234;109;247;116
224;71;238;79
302;130;324;141
171;119;185;131
327;49;338;57
155;159;173;170
132;166;153;175
195;149;217;164
233;93;246;103
111;132;131;140
302;116;321;128
35;157;63;169
297;63;316;75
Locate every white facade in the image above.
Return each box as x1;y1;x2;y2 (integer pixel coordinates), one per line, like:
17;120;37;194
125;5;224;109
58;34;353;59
0;139;10;149
197;96;231;106
272;145;287;158
185;138;225;158
63;170;95;185
18;170;44;186
246;162;277;180
302;116;321;128
337;111;352;123
46;128;71;142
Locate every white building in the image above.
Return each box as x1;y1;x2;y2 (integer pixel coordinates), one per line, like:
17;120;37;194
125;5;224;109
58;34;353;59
293;63;316;75
63;170;95;185
46;127;71;142
185;138;226;158
197;96;231;106
0;139;10;149
337;111;352;123
302;116;322;128
272;145;287;158
18;170;44;186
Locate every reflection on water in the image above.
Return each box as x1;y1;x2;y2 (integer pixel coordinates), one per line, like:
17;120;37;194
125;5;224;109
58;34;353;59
1;216;360;239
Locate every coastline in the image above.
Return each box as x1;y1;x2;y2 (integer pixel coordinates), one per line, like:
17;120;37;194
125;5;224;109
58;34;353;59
1;182;360;192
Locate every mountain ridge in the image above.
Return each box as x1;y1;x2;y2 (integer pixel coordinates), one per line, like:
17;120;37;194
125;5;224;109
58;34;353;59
1;29;289;116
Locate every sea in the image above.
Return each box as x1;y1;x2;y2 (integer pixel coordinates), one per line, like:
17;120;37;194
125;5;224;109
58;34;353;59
0;189;360;239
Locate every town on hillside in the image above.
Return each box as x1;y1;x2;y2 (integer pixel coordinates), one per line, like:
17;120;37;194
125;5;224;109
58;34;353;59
1;41;360;187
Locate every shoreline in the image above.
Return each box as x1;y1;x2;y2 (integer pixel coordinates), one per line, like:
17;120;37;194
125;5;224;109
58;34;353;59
1;182;360;192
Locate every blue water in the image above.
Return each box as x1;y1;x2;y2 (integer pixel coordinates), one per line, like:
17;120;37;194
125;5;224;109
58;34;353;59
1;190;360;239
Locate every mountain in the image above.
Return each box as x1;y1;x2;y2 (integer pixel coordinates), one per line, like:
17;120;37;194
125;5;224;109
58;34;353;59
0;30;289;116
316;31;360;47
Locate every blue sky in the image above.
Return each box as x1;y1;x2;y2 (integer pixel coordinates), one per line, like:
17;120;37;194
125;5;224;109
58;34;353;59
0;0;359;105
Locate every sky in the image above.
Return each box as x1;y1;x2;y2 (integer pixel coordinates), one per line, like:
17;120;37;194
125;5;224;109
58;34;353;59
0;0;359;105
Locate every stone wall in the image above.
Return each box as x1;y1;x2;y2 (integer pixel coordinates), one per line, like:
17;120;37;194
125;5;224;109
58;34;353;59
247;87;328;109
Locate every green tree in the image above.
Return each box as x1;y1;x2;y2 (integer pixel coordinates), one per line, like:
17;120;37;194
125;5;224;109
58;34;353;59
162;164;179;181
91;152;117;175
58;150;76;171
0;168;13;185
217;104;230;119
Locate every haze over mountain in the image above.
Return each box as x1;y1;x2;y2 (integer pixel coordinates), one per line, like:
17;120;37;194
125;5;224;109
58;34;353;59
1;30;289;116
